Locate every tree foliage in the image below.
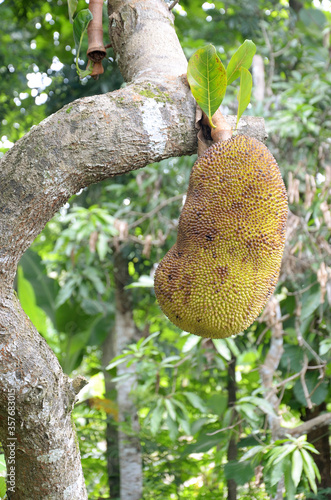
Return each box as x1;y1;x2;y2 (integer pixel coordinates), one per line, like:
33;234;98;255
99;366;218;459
1;0;331;498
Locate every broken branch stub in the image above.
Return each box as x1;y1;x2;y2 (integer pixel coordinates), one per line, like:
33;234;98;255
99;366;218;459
87;0;106;66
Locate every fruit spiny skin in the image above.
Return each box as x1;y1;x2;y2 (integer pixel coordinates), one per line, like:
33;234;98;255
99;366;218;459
154;135;288;339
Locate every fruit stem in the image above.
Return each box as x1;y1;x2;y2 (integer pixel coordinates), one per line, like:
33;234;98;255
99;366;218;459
202;109;232;143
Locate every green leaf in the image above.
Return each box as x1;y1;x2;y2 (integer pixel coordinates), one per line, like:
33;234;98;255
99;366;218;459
238;396;276;417
284;457;296;500
183;392;208;413
207;394;227;416
55;277;79;307
187;44;227;127
226;40;256;85
240;445;264;463
293;371;328;407
68;0;79;22
272;444;296;465
160;355;181;367
224;460;255;485
181;434;221;456
106;354;128;370
299;8;326;29
301;448;318;493
19;249;59;325
73;9;93;51
166;414;178;441
182;334;201;352
126;275;154;288
178;417;191;435
225;337;240;356
311;456;321;483
0;476;6;499
238;402;260;423
150;400;164;436
171;398;189;415
17;266;48;335
140;330;161;347
191;417;210;435
67;330;91;356
164;399;177;421
301;287;321;320
0;454;6;472
291;448;303;487
73;9;93;78
83;268;105;294
212;339;231;360
302;442;319;455
96;233;109;261
236;67;252;128
268;458;284;487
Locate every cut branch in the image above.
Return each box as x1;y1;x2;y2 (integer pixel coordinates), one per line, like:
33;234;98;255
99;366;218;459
87;0;107;63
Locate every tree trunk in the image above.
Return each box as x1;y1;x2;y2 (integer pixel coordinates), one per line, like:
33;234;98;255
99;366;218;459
305;403;331;491
259;297;285;500
113;250;143;500
0;295;89;499
227;354;237;500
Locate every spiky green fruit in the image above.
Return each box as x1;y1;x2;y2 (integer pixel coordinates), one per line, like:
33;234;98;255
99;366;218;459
154;135;288;338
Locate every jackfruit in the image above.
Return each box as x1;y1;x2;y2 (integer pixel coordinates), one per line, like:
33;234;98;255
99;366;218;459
154;135;288;338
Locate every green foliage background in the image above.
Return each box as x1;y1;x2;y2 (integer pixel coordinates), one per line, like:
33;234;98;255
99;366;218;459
1;0;331;499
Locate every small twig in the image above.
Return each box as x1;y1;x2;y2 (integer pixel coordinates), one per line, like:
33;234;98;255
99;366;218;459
294;294;303;346
273;40;293;57
308;376;325;400
168;0;179;10
274;370;303;389
306;364;326;370
257;314;290;345
286;281;318;296
128;194;184;229
155;372;160;393
302;337;325;369
207;418;244;436
277;381;286;407
173;354;192;368
171;367;177;394
300;354;312;409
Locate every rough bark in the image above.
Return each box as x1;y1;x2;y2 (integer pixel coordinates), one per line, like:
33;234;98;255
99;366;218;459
259;297;284;500
0;295;88;499
305;403;331;490
0;0;266;497
259;297;284;442
113;251;142;500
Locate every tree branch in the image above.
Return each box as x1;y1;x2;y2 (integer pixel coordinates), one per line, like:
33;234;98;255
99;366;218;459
282;412;331;438
259;297;284;439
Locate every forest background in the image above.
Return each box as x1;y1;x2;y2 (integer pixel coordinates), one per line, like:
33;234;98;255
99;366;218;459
1;0;331;499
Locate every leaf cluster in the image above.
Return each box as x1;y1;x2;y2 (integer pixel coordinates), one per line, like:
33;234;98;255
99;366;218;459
187;40;256;127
